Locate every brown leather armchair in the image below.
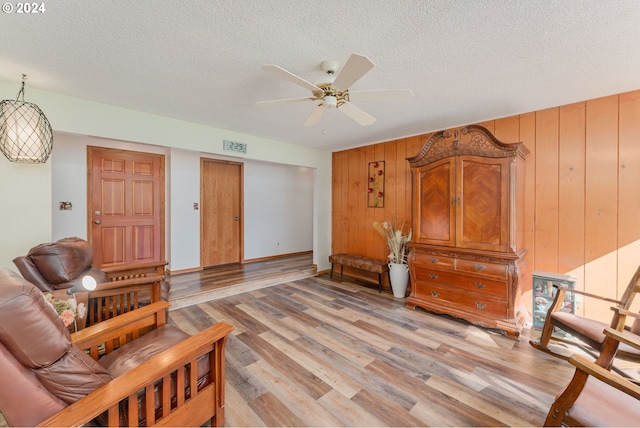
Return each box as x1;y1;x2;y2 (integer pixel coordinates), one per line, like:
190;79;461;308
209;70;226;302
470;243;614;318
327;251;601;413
13;237;170;327
0;268;233;427
13;237;108;292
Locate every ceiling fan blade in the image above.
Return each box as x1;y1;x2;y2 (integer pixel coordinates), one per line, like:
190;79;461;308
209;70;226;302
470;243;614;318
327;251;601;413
332;54;375;91
256;97;313;106
338;101;376;126
261;64;321;92
304;105;325;127
348;89;414;103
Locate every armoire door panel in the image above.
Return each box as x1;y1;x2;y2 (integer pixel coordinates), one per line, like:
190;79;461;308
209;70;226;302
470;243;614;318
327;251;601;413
458;156;509;252
416;158;455;246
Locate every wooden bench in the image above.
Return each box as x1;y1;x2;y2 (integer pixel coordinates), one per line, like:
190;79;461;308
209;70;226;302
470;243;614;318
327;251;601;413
329;253;389;292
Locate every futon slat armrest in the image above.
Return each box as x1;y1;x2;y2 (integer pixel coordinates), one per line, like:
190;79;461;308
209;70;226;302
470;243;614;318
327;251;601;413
71;301;171;349
101;260;168;275
553;283;622;305
38;322;234;428
94;274;165;291
569;354;640;400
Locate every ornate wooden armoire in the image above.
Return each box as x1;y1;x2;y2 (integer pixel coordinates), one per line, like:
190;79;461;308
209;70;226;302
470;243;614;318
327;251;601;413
406;125;529;339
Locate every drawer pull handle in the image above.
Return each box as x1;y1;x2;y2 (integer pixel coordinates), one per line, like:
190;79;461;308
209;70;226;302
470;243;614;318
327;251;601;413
474;282;486;289
430;291;439;298
428;257;438;263
475;302;486;310
429;273;439;280
474;264;487;271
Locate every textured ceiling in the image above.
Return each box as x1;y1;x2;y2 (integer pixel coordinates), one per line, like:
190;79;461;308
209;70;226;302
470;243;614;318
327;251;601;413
1;0;639;151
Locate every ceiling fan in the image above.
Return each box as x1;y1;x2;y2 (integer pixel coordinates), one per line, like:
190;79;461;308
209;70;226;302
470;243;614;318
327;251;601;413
257;53;413;127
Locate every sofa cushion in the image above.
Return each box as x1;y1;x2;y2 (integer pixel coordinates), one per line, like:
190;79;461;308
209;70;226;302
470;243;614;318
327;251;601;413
99;324;210;425
0;341;67;427
27;237;94;286
35;345;112;404
99;324;198;377
0;269;71;367
0;269;112;405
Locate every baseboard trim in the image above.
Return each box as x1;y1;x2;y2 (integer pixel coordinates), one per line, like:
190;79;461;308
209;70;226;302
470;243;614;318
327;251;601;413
244;250;312;264
167;266;202;276
167;250;313;276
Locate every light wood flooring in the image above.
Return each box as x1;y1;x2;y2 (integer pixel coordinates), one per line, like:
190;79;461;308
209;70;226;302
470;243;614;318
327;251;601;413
167;253;317;310
167;262;580;427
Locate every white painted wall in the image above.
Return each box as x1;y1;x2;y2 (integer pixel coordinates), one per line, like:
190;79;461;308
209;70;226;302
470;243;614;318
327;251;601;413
0;155;51;267
0;79;331;272
243;161;314;260
167;148;201;270
50;134;313;272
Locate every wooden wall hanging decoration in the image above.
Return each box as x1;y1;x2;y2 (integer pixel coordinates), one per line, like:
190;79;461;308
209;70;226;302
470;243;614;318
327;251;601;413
368;161;384;207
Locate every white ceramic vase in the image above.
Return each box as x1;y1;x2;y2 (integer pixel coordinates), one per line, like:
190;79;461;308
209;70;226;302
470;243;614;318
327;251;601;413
388;262;409;298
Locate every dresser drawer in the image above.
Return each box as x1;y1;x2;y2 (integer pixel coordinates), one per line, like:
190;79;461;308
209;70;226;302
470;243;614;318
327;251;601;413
413;265;507;298
414;282;508;319
455;259;507;278
412;253;454;269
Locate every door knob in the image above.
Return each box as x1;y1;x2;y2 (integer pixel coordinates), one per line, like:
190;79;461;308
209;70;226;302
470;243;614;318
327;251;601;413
94;219;101;225
234;216;240;221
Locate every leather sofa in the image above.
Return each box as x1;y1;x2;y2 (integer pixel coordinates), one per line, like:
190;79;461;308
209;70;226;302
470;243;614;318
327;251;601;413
0;268;232;427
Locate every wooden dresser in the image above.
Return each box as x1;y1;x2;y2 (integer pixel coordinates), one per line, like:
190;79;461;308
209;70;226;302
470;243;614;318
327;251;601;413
406;125;529;339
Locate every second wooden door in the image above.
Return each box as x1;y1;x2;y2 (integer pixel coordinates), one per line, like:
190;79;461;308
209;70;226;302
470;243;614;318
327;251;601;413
200;159;243;267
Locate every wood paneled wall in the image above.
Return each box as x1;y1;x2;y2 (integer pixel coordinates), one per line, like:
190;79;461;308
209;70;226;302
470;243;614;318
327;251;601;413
332;89;640;321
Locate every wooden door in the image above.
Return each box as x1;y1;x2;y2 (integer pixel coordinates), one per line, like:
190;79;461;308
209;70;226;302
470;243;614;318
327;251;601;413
415;157;456;246
201;159;243;267
88;147;164;268
457;156;509;252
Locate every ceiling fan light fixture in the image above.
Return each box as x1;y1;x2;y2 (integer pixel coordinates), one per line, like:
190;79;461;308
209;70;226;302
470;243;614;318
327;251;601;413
324;95;337;109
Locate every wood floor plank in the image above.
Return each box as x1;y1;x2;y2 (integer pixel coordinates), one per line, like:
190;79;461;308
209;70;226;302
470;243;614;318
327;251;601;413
317;389;387;427
303;307;396;351
236;302;301;341
246;359;344;427
425;373;534;427
259;330;364;399
248;391;306;427
350;388;425;427
236;330;333;400
224;382;267;427
300;324;377;368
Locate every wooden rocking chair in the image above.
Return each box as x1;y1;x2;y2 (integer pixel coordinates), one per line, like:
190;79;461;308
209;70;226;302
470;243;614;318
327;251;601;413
530;264;640;365
544;322;640;426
